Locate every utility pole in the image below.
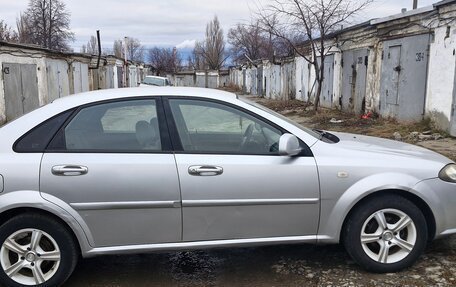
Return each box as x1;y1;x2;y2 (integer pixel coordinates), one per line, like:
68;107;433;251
413;0;418;9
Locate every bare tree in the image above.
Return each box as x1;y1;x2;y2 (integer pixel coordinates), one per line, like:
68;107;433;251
228;22;269;64
16;13;32;44
24;0;74;51
257;0;372;110
125;37;144;62
189;43;206;70
86;35;98;54
195;16;227;70
113;40;123;58
0;20;18;42
148;47;181;75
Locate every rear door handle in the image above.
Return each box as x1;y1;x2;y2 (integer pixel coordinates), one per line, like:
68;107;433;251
52;165;88;176
188;166;223;176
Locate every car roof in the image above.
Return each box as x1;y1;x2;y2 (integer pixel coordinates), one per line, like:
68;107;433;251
51;87;237;108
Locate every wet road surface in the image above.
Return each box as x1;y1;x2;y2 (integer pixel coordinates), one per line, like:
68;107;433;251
65;235;456;286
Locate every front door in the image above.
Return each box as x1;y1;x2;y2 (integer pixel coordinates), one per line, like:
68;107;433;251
40;98;181;247
165;98;320;242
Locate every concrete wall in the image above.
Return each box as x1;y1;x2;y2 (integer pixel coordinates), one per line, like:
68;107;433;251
425;8;456;131
173;70;228;89
228;2;456;135
0;43;147;124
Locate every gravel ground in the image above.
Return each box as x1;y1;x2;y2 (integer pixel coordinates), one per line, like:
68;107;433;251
66;235;456;286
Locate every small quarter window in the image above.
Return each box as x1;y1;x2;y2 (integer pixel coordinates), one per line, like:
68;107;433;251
14;110;73;153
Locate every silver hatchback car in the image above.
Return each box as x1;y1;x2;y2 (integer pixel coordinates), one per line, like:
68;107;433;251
0;87;455;286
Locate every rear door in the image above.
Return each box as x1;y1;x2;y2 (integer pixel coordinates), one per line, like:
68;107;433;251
40;98;182;247
165;97;320;242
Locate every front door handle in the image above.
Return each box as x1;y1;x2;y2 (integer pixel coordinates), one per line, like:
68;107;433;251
188;165;223;176
51;165;88;176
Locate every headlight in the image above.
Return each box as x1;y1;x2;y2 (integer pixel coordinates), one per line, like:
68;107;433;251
439;164;456;183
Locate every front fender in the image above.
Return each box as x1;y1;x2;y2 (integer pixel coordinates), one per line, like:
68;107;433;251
0;190;94;255
317;172;433;244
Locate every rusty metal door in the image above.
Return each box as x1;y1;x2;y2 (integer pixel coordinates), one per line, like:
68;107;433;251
117;67;123;88
380;34;430;121
341;49;369;114
384;46;401;105
106;66;114;89
320;55;334;108
2;63;39;121
257;66;263;97
72;62;82;94
47;60;70;100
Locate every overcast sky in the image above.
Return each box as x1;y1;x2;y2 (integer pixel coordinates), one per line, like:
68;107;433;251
1;0;438;52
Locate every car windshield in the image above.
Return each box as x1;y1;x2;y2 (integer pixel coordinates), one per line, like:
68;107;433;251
239;97;321;140
143;77;165;86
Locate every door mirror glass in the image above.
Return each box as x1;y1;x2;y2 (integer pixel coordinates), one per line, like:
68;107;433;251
278;133;302;156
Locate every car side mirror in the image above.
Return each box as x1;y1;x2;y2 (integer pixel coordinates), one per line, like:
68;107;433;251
278;133;302;156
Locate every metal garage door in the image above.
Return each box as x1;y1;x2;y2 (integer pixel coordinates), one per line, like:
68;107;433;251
341;49;369;114
380;34;430;121
46;59;70;101
2;63;39;121
320;54;334;108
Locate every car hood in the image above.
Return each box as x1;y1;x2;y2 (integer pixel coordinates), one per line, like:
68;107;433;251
330;132;452;164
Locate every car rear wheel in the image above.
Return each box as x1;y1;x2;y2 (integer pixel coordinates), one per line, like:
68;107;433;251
0;214;78;286
343;194;428;273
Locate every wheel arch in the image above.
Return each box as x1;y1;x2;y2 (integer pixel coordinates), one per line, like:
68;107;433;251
340;189;436;243
0;207;83;255
0;190;94;256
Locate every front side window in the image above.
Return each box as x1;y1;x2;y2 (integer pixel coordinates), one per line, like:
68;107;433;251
169;99;282;154
50;99;161;152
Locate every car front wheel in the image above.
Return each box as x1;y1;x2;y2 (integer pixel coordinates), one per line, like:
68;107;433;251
0;214;78;286
343;194;428;273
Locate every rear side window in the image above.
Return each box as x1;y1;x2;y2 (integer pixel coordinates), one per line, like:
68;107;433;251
49;99;161;152
14;110;73;152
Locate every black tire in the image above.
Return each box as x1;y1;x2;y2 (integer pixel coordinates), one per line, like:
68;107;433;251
343;194;428;273
0;213;78;287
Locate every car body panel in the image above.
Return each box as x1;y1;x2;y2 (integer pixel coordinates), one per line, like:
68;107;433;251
311;134;452;243
175;154;320;241
412;178;456;238
40;153;182;247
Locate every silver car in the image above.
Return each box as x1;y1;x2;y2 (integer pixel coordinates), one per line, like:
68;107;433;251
0;87;455;286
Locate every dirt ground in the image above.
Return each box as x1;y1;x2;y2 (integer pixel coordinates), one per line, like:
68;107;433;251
249;96;456;162
66;237;456;286
65;96;456;286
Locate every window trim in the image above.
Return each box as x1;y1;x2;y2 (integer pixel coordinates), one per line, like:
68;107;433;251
45;97;173;154
163;97;313;157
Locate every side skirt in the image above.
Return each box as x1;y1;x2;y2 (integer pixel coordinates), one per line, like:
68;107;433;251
83;235;319;257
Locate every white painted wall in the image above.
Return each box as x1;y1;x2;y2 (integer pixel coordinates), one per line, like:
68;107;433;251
425;24;456;131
